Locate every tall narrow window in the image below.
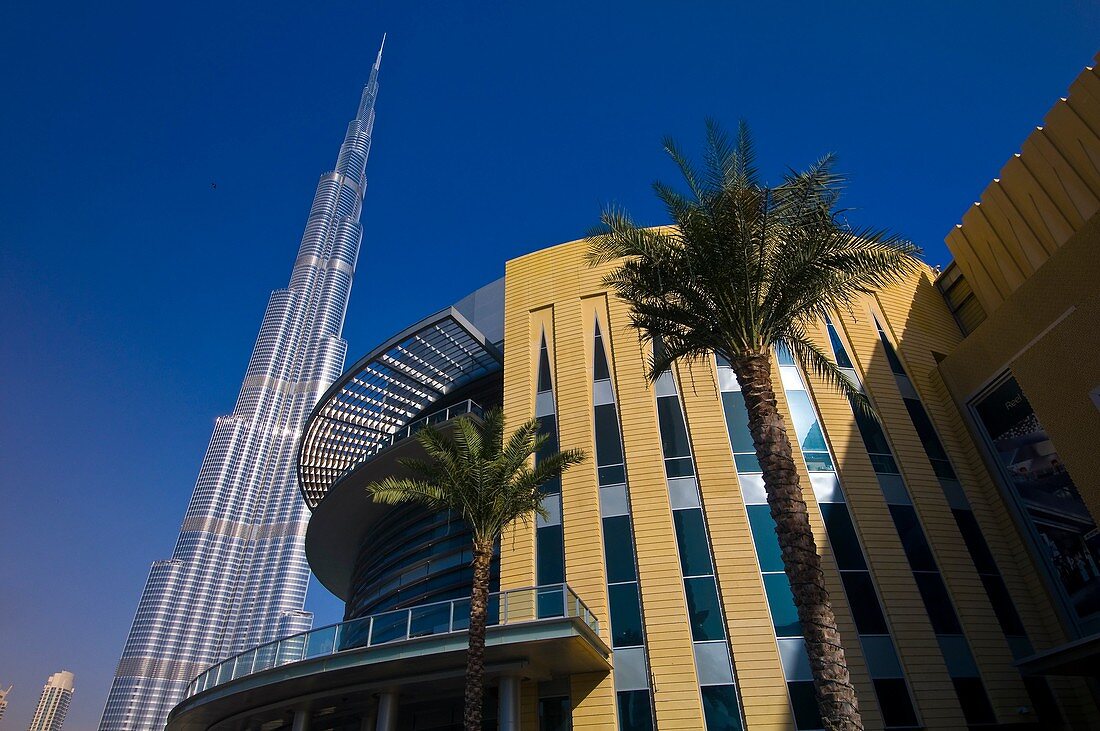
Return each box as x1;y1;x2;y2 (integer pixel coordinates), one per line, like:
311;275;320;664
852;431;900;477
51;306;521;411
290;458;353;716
717;348;919;730
653;342;745;730
535;331;565;617
872;317;1062;722
592;319;655;731
820;316;1009;723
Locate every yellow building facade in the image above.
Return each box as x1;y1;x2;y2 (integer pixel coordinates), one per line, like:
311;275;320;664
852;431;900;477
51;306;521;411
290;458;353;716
167;55;1100;731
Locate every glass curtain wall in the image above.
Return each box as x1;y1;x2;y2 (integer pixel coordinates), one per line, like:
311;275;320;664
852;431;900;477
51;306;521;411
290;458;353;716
715;349;919;730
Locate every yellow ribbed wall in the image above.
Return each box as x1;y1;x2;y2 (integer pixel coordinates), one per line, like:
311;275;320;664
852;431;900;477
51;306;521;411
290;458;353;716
498;217;1099;727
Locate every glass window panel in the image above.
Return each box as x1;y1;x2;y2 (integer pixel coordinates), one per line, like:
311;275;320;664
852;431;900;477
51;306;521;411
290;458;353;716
777;637;813;681
537;587;564;619
654;370;677;397
875;324;907;375
600;483;629;517
537;494;561;527
656;396;692;458
902;399;950;462
775;342;795;365
668;476;701;510
953;677;996;725
603;515;637;583
537;524;564;584
873;678;919;728
738;472;767;504
598;464;627;487
694;641;734;685
747;505;783;573
979;574;1027;637
538;696;571;731
409;603;451;638
763;573;802;637
868;452;900;475
803;452;834;472
537;338;553;392
304;627;335;658
952;509;998;575
809;472;843;504
821;503;867;571
787;681;823;730
674;509;714;577
786;391;828;452
594;326;612;381
721;392;755;454
734;453;763;473
888;505;938;572
370;610;408;644
609;582;644;647
913;572;962;634
827;323;854;368
685;577;726;641
860;635;903;679
841;572;888;635
780;365;805;392
616;690;653;731
665;456;696;478
595;403;625;467
852;406;891;456
701;684;743;730
612;647;649;692
937;634;979;678
594;378;615;406
876;473;911;505
929;458;957;481
937;478;969;511
451;599;471;630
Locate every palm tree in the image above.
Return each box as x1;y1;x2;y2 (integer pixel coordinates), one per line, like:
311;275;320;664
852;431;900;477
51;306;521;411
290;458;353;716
587;121;920;731
366;408;586;731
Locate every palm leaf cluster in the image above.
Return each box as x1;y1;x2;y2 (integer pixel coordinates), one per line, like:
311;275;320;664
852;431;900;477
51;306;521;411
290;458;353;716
368;409;586;546
586;120;921;405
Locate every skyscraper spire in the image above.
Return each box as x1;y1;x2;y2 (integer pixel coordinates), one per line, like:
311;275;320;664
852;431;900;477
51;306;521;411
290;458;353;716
100;55;384;731
357;34;386;122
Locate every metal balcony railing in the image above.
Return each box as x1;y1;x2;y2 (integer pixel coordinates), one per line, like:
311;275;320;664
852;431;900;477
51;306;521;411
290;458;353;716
186;583;598;698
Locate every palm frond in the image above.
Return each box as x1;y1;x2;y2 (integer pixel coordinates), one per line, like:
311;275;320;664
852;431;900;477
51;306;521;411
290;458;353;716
782;329;874;420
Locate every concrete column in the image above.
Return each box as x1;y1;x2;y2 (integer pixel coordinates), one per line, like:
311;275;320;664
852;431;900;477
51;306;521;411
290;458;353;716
291;707;310;731
358;703;377;731
498;676;521;731
375;690;399;731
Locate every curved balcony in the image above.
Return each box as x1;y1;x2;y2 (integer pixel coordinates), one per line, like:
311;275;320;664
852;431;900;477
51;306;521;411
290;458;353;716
169;585;607;731
305;399;488;602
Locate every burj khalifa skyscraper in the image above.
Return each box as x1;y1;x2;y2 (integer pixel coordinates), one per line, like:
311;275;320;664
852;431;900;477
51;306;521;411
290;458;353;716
100;37;386;731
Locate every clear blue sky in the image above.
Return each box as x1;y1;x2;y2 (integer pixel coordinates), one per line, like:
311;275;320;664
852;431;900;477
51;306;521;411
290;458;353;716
0;1;1096;728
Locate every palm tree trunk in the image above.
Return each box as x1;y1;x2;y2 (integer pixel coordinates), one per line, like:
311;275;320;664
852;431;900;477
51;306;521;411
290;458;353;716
463;539;494;731
731;353;863;731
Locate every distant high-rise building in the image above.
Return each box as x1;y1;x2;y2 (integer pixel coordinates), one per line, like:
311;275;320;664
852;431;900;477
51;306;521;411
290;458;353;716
27;672;73;731
99;37;386;731
0;684;12;722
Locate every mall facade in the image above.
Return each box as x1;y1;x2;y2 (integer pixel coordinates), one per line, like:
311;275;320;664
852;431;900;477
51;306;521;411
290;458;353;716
166;56;1100;731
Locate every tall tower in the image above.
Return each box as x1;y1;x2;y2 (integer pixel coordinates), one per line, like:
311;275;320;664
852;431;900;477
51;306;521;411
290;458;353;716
28;672;73;731
0;683;11;723
99;37;386;731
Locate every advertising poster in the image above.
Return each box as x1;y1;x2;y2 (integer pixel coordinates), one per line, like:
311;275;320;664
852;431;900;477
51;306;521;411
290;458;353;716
974;377;1100;621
